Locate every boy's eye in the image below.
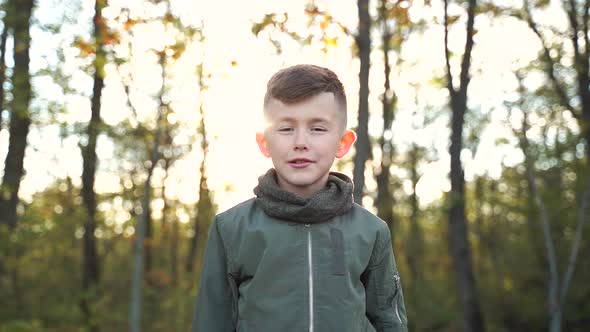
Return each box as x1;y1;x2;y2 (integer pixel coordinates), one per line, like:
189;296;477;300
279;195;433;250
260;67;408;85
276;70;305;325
311;127;327;132
278;127;294;132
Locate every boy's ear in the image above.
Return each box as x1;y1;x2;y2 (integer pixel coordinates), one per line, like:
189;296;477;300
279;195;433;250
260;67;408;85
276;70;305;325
256;132;271;158
335;130;356;158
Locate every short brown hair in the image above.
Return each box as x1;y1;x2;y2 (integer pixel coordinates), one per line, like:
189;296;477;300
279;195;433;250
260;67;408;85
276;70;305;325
264;64;347;125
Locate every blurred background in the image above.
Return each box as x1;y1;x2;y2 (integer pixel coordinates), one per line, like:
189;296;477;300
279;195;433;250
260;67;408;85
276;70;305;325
0;0;589;331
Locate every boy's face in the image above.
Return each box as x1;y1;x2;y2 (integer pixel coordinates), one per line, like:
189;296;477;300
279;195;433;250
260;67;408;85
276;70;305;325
256;92;356;198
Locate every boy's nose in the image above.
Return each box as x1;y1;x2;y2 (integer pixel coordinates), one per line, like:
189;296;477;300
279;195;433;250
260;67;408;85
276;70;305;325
294;142;308;151
294;131;309;151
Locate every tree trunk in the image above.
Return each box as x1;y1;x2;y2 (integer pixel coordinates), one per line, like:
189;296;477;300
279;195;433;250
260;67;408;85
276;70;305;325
489;183;504;276
519;110;562;332
521;7;590;310
185;101;213;273
448;94;484;332
0;4;12;282
186;60;214;274
559;172;590;321
169;195;179;286
472;176;485;275
160;157;179;285
566;0;590;163
130;51;166;332
519;130;590;332
145;201;153;276
11;265;23;313
443;0;485;330
374;0;396;239
0;0;34;230
510;68;590;331
185;160;213;273
129;139;160;332
80;1;106;330
352;0;371;205
406;144;423;289
160;158;178;286
524;176;548;273
583;111;590;162
0;11;9;131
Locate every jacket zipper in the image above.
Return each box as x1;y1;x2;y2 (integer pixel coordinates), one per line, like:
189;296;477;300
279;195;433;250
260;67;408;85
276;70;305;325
393;273;402;324
395;301;402;323
305;223;314;332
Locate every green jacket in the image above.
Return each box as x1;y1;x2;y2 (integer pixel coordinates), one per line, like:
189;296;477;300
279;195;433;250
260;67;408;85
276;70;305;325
192;199;408;332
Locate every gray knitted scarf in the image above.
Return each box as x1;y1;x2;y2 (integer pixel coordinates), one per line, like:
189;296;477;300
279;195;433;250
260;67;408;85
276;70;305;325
253;168;354;224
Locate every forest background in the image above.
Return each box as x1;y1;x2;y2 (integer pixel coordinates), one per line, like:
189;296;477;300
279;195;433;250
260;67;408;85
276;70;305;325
0;0;589;331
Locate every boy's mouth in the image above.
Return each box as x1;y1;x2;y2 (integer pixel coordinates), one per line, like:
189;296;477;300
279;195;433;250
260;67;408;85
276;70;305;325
288;158;314;168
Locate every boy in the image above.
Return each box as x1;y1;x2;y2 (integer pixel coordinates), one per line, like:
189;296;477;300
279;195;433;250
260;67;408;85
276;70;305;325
192;64;407;332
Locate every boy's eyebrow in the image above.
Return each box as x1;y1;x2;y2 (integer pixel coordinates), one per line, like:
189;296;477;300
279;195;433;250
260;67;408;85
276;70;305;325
274;116;332;123
309;118;330;124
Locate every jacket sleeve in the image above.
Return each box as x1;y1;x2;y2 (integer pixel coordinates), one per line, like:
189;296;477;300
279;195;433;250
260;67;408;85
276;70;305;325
191;217;236;332
363;225;408;332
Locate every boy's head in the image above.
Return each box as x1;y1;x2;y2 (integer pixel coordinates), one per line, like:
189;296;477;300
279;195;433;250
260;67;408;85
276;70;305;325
263;64;348;129
256;64;356;198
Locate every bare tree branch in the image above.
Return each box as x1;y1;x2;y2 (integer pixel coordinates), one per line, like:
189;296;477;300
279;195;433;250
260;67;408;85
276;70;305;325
123;84;140;122
443;0;455;96
459;0;476;95
565;0;590;120
523;0;581;120
565;0;580;59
